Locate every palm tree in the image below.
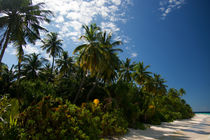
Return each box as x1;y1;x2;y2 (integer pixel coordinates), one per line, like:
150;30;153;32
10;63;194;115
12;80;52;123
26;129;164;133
0;0;52;64
153;74;167;96
118;58;136;82
41;32;63;75
22;53;47;79
73;23;103;103
179;88;186;96
73;24;103;74
168;88;179;98
97;31;122;83
132;61;152;86
86;31;122;101
39;63;53;81
56;51;74;77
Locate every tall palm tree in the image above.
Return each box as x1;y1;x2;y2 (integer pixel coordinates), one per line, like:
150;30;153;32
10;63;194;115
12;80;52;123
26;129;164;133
73;23;103;103
56;51;74;77
132;61;152;86
73;24;103;74
0;0;52;64
22;53;47;79
153;74;167;96
41;32;63;75
86;31;122;101
39;63;52;81
118;58;136;82
99;45;122;83
97;31;122;83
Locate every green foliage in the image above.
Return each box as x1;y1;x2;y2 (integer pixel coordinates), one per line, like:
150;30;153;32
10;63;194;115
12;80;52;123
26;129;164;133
0;95;11;123
0;64;15;95
18;96;127;139
19;96;91;139
17;80;55;110
84;103;128;137
0;125;22;140
0;95;19;124
108;81;144;129
0;95;21;140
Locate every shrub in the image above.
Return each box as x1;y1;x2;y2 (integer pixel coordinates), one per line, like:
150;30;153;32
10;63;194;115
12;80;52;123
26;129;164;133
19;96;90;139
0;95;21;140
81;101;128;138
18;96;128;139
17;80;55;110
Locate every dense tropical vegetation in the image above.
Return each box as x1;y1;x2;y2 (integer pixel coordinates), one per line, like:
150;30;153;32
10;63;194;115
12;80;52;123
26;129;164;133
0;0;194;139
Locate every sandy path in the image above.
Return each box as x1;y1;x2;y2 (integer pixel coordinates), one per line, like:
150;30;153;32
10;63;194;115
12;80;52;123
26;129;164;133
116;114;210;140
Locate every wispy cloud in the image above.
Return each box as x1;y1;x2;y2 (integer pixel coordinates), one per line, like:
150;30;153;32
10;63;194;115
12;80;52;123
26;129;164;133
131;52;138;58
23;45;40;54
159;0;185;19
33;0;132;43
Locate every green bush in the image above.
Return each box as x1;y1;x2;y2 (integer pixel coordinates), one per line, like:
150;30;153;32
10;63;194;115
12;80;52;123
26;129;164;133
18;96;127;139
100;109;128;137
19;96;90;139
0;95;21;140
17;80;55;110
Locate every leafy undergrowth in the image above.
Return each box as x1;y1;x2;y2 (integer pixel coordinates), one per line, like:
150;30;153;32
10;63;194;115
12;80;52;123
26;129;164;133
0;96;128;140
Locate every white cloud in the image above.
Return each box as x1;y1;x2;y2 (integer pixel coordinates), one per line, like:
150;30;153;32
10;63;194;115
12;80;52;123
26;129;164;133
32;0;132;43
6;47;16;55
5;44;40;56
56;16;64;23
43;53;52;62
159;0;185;19
112;0;121;6
23;45;40;54
101;22;120;33
131;52;138;58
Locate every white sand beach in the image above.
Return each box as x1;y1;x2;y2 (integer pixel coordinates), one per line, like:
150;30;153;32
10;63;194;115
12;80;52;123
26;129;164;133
118;114;210;140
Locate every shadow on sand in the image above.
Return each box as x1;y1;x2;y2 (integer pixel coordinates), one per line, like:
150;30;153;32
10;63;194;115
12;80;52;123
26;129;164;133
114;115;210;140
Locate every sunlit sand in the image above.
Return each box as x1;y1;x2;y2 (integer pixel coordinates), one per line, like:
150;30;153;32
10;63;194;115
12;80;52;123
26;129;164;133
117;114;210;140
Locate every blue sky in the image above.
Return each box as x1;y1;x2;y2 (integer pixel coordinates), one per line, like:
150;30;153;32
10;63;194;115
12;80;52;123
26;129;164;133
2;0;210;111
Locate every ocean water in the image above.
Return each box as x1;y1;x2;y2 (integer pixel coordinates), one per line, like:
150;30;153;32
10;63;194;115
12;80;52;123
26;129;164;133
195;112;210;115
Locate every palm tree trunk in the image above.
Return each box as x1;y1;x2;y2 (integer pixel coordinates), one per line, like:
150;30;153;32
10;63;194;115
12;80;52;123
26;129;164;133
51;56;55;75
17;44;24;111
0;30;8;50
0;29;10;64
73;72;87;104
17;44;24;81
18;60;21;80
86;82;97;101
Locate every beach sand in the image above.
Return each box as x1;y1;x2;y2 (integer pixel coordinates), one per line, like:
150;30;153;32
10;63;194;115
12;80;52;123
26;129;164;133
116;114;210;140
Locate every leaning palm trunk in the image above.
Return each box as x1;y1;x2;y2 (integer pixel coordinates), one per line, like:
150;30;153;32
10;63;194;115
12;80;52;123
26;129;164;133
17;44;24;111
51;56;55;75
73;72;87;104
0;29;10;64
86;82;97;101
0;31;8;50
18;62;21;80
17;44;24;80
